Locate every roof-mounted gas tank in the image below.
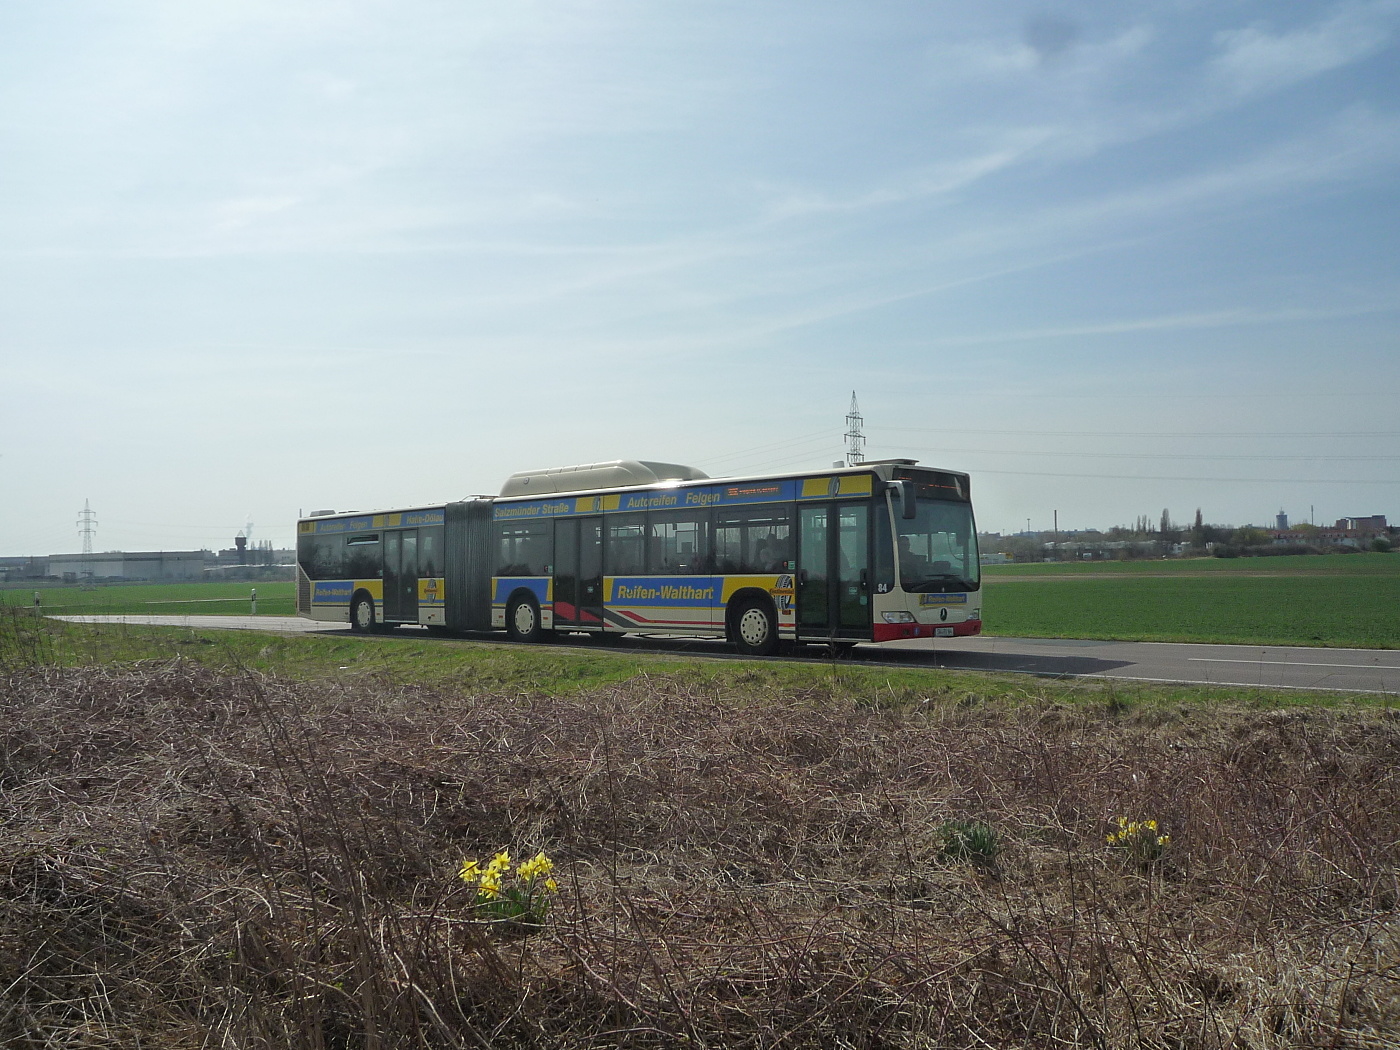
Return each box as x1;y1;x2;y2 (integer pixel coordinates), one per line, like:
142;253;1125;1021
499;460;710;497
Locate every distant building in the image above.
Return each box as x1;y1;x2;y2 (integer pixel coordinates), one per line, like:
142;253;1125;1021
1270;515;1390;549
45;551;206;582
0;556;50;582
210;544;295;569
1043;539;1159;560
1335;516;1388;533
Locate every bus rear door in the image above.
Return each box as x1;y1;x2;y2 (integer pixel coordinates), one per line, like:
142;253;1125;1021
383;530;419;624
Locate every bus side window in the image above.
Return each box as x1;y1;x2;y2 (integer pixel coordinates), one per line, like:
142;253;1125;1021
606;515;645;575
713;518;742;573
345;534;381;578
759;521;792;571
307;534;343;579
649;510;710;575
418;526;443;577
715;507;792;573
496;521;551;576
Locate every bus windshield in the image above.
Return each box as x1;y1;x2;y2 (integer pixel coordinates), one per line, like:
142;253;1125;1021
895;499;980;592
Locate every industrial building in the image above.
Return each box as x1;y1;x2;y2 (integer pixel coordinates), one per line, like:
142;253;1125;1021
42;551;208;582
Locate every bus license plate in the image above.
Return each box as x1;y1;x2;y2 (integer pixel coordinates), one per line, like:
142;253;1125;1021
934;626;954;637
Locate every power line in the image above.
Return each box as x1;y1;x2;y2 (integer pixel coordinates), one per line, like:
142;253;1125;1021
103;518;258;532
873;445;1400;462
871;425;1400;439
695;429;832;464
966;468;1400;484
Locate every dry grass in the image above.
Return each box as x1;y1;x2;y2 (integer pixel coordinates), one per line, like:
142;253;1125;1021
2;625;1399;1047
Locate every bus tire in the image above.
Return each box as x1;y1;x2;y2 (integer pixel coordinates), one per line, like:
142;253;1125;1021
351;594;377;634
731;597;778;657
506;594;546;643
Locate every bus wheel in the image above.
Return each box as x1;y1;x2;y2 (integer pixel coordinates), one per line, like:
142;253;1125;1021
507;595;545;643
731;598;778;657
351;595;376;633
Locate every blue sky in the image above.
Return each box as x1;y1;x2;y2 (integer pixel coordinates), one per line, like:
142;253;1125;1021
2;0;1398;552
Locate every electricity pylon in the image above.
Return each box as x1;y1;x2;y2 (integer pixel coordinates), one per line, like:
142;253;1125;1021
845;391;865;466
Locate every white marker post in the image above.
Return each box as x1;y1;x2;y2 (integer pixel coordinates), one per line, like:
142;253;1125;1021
251;588;258;615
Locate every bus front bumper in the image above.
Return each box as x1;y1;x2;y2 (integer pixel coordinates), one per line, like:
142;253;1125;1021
872;619;982;643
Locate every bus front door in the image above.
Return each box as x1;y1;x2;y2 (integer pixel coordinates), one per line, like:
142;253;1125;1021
383;529;419;624
797;503;869;640
554;517;603;628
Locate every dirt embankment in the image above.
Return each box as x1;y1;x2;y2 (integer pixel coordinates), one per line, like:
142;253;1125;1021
3;662;1398;1048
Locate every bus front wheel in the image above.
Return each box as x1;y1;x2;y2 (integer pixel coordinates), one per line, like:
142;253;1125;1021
507;595;546;643
731;598;778;657
351;595;376;633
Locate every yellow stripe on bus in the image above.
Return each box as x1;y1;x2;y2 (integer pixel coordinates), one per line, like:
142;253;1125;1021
801;475;872;498
839;475;872;495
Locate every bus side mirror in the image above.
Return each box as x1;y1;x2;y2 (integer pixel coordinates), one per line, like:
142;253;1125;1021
892;480;917;520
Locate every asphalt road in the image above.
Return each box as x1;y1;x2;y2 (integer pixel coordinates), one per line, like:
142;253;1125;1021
54;615;1400;695
880;635;1400;695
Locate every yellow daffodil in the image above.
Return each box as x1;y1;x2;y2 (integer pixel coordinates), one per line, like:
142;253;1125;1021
517;851;555;882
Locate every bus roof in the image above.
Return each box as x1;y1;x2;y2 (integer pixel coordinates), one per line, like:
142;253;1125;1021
298;459;970;525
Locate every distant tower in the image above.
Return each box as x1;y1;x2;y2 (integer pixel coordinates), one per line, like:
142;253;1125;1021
844;391;865;466
235;531;248;566
1276;508;1289;531
77;499;97;554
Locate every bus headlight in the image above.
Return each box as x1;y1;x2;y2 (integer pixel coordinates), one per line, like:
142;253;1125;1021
882;611;916;623
970;608;980;620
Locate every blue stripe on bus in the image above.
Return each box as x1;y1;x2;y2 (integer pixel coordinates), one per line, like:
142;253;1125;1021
607;577;721;607
491;577;552;605
308;509;445;534
312;580;354;604
493;479;804;520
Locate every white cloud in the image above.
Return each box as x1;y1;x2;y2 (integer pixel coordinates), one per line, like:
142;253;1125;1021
1211;0;1400;98
923;20;1154;84
210;194;304;233
912;300;1400;348
759;128;1058;219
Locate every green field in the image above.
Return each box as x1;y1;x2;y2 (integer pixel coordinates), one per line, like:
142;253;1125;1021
7;552;1400;648
983;552;1400;648
1;581;296;616
982;551;1398;576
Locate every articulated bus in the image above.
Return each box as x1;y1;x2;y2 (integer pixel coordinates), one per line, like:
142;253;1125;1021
296;458;980;655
